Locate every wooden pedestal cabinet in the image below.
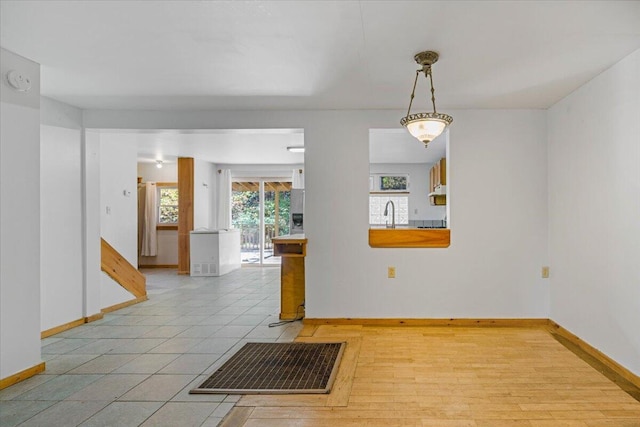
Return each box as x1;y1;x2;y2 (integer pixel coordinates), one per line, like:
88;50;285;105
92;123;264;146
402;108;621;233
273;235;307;320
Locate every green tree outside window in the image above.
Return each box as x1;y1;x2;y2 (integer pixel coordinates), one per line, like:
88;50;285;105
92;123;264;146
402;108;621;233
158;187;178;223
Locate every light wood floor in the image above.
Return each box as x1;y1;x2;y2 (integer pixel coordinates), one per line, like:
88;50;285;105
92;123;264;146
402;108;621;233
223;325;640;427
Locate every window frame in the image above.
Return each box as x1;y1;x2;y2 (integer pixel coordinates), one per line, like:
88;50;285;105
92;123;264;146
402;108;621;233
369;173;410;193
156;182;179;226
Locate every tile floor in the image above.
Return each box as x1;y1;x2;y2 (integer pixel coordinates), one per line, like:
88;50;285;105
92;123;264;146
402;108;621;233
0;267;302;427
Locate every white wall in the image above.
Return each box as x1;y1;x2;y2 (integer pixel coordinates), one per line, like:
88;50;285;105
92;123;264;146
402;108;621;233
100;275;135;309
194;159;215;229
99;133;138;307
208;163;218;230
0;48;42;379
40;124;83;330
83;130;102;317
83;108;550;320
40;97;84;331
138;230;178;266
548;49;640;375
303;110;549;319
369;163;445;221
100;135;138;263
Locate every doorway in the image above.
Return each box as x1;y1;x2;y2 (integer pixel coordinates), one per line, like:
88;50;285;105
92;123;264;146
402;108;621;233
232;179;291;265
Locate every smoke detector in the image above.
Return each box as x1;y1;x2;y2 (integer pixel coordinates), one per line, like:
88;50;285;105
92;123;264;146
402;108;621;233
6;70;32;92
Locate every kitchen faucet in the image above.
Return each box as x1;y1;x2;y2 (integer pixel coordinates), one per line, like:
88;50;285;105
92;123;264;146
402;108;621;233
384;200;395;229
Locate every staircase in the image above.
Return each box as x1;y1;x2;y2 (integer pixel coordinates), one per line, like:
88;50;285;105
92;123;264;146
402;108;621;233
100;238;146;298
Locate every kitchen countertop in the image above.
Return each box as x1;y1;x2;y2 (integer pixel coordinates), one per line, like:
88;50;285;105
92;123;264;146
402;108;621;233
272;234;306;242
369;228;450;248
369;226;446;230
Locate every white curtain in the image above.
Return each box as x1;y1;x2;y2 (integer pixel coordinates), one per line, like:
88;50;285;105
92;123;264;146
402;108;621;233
217;169;232;229
141;182;157;256
292;168;304;189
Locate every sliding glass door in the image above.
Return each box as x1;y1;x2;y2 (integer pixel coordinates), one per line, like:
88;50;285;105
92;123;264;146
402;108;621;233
232;180;291;265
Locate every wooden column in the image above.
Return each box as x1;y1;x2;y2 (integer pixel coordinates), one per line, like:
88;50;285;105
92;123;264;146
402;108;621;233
177;157;194;275
274;189;280;237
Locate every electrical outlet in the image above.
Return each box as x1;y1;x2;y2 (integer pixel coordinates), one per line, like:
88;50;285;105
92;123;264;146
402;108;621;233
388;266;396;279
541;266;550;279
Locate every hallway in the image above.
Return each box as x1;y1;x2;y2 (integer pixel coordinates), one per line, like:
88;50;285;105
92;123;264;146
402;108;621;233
1;267;301;426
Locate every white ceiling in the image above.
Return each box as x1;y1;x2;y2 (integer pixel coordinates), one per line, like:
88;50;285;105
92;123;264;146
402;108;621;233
2;1;638;164
123;128;305;165
2;1;639;111
101;127;440;165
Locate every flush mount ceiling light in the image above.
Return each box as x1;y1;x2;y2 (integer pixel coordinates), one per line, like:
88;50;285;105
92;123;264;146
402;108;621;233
156;160;163;168
287;146;305;153
400;51;453;148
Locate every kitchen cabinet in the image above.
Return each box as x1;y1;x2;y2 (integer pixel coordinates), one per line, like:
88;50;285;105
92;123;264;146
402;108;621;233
429;158;446;206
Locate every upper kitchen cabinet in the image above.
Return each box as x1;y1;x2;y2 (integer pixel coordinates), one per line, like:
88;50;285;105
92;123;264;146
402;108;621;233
429;158;446;206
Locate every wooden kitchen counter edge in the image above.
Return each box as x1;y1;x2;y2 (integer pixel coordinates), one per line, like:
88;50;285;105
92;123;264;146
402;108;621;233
272;234;307;244
369;228;450;248
273;234;307;257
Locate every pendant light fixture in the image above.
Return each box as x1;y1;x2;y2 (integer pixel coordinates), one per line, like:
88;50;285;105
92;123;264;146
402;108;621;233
400;51;453;147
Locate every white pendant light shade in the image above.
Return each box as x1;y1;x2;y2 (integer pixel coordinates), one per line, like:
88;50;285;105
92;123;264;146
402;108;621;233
402;113;452;145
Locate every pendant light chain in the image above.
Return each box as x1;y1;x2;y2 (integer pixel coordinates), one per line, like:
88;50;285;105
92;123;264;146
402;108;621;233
426;66;437;113
406;70;421;118
406;66;439;117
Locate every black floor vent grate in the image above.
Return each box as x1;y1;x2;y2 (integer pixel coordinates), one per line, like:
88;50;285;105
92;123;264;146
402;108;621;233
190;342;345;394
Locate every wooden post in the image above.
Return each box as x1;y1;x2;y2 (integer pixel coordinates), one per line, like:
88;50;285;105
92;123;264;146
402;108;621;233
177;158;194;275
274;187;280;237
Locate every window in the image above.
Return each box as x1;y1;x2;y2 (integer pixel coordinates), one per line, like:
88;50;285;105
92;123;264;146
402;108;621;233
158;185;178;224
380;175;408;191
370;174;410;192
